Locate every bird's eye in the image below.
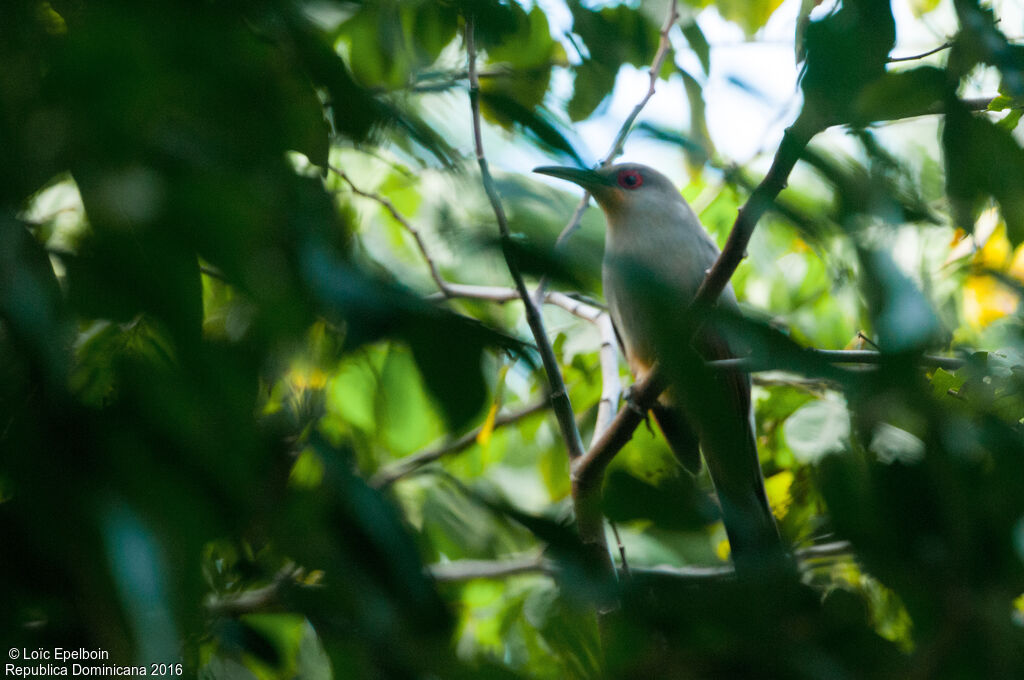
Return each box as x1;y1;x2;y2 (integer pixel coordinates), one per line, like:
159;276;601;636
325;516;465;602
617;169;643;189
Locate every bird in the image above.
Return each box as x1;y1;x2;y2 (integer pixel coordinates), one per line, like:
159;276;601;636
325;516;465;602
534;162;786;572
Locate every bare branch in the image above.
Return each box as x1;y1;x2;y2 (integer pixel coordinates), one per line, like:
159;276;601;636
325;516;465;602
692;114;822;309
424;540;854;584
330;165;451;296
602;0;680;167
570;366;667;555
525;0;680;576
594;313;622;439
428;554;552;582
466;15;585;463
370;400;549;488
434;284;608;322
546;291;605;323
887;41;952;63
550;0;680;251
796;540;854;561
205;564;306;617
709;350;965;372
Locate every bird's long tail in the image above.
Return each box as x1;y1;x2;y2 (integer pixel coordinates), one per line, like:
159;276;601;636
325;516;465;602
700;415;786;572
663;330;789;575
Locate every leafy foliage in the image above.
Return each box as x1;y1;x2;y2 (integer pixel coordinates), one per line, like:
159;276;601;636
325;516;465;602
4;0;1024;678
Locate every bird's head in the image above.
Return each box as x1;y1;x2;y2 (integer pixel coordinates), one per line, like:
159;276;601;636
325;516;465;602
533;162;683;223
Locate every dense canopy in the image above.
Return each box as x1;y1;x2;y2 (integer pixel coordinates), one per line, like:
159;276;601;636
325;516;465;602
3;0;1024;677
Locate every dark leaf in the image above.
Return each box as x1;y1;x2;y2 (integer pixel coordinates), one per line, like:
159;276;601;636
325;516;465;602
943;98;1024;244
480;92;585;165
852;65;947;125
681;21;711;76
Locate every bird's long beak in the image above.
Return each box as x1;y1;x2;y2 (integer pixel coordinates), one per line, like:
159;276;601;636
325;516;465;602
533;165;609;191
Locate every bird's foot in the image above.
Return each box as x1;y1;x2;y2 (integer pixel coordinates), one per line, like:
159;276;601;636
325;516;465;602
622;385;653;432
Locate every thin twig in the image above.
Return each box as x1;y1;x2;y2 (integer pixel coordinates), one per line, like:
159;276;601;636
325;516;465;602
329;164;451;296
796;540;854;561
609;521;631;580
692;114;822;310
466;17;585;466
428;554;552;582
594;314;623;439
601;0;680;169
549;0;681;252
370;400;549;488
707;350;965;372
205;564;306;617
887;41;952;63
423;540;854;584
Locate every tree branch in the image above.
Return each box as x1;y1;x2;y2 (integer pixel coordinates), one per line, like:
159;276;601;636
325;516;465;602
708;350;965;372
692;115;822;309
370;400;549;488
570;367;667;556
466;16;585;465
887;41;952;63
428;554;553;582
205;564;306;617
550;0;680;251
329;165;451;296
594;314;623;439
423;540;854;584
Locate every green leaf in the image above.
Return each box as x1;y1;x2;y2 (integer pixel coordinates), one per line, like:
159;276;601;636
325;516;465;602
949;0;1024;98
857;247;944;352
783;398;851;463
680;68;713;172
479;92;584;166
852;66;946;125
800;0;896;124
602;468;715;531
943;99;1024;245
410;2;459;66
568;59;618;122
716;0;786;36
681;21;711;76
566;1;660;121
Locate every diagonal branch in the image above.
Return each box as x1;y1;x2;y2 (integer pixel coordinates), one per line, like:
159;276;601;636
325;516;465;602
466;16;585;465
370;400;549;488
424;540;854;584
550;0;680;251
429;554;553;582
708;350;965;372
330;164;451;296
887;41;952;63
692;114;821;309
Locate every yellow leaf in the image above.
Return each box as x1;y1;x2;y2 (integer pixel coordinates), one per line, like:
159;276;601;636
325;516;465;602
976;221;1011;269
308;368;328;390
764;470;794;520
964;275;1018;328
476;402;499;446
476;363;509;447
1009;243;1024;281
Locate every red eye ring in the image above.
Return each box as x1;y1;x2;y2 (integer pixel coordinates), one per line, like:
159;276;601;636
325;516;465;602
617;169;643;189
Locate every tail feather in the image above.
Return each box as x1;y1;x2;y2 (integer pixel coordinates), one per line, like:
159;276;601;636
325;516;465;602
686;330;788;573
701;421;784;566
651;399;703;475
